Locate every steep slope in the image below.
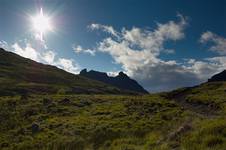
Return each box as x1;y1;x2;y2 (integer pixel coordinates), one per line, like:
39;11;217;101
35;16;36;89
80;69;148;94
166;71;226;116
208;70;226;82
0;48;136;95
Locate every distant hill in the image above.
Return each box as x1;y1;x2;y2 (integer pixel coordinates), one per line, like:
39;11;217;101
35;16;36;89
165;70;226;116
208;70;226;82
80;69;149;94
0;48;138;95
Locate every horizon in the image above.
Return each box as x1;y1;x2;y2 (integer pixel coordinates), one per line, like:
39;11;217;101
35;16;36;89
0;0;225;92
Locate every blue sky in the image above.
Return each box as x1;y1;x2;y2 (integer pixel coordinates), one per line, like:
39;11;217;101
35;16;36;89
0;0;226;92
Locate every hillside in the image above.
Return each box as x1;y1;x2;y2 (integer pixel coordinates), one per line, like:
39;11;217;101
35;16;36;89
208;70;226;82
0;48;139;95
80;69;149;94
0;71;226;149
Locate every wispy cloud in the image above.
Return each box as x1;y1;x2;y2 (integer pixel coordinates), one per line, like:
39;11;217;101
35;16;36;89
56;58;80;74
72;45;95;56
88;23;119;38
0;40;9;50
200;31;226;55
12;43;39;61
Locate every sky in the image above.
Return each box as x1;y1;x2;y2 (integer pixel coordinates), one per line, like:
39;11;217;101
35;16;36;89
0;0;226;92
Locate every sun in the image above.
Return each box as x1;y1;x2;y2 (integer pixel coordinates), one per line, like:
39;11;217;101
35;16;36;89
31;8;52;41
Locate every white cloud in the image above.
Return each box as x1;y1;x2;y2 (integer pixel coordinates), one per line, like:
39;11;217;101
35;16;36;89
1;39;80;74
12;43;39;61
130;57;226;92
94;15;188;78
76;15;226;92
107;71;119;77
76;15;191;91
0;40;9;49
132;62;199;92
56;58;80;74
183;59;220;79
200;31;226;55
73;45;95;56
89;24;119;38
42;50;55;64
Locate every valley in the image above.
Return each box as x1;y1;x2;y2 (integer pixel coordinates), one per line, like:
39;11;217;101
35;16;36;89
0;48;226;150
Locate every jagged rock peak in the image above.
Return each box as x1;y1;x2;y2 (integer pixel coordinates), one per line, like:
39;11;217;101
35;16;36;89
79;69;148;94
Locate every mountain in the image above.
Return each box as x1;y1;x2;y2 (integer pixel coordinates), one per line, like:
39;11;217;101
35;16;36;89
1;70;226;149
80;69;149;94
1;48;226;149
208;70;226;82
0;48;138;95
165;70;226;116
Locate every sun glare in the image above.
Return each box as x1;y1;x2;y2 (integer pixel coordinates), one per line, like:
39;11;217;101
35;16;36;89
31;8;52;41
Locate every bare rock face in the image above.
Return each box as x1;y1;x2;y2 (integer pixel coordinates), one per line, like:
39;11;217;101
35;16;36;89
80;69;148;94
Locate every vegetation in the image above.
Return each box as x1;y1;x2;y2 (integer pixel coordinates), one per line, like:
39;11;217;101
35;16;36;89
0;48;137;95
1;49;226;149
1;81;226;150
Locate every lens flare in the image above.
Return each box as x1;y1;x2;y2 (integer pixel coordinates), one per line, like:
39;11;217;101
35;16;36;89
31;8;52;41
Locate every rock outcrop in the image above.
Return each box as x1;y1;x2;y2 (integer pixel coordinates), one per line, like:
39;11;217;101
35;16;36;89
80;69;148;94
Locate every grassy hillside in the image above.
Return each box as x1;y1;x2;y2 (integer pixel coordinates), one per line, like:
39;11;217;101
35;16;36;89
0;48;138;95
166;81;226;115
0;82;226;150
163;81;226;150
1;49;226;150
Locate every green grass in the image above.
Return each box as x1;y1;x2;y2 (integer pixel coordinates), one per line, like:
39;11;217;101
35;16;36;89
184;82;226;111
1;90;225;150
181;118;226;150
0;94;190;150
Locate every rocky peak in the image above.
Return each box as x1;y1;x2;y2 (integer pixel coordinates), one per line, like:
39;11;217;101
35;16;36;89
118;71;128;78
79;69;148;94
80;69;87;74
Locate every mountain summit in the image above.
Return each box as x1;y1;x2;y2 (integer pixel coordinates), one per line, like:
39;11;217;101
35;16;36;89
80;69;149;94
208;70;226;82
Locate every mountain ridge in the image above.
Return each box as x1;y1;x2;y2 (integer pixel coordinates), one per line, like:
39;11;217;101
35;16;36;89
1;48;226;149
0;48;140;95
208;70;226;82
80;69;149;94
